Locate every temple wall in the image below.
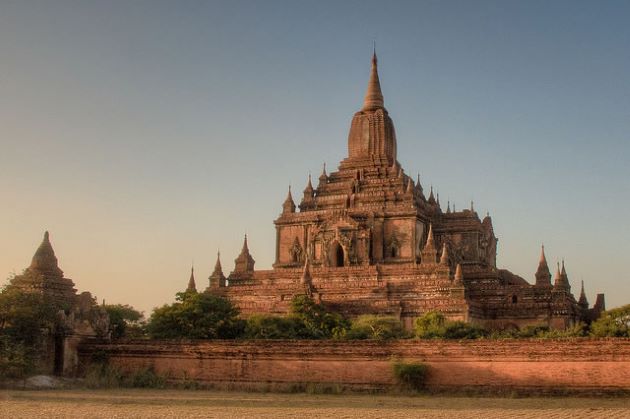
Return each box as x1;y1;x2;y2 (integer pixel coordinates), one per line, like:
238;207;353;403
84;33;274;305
78;339;630;390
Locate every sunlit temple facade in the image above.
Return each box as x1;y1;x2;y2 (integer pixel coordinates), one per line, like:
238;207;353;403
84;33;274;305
200;53;604;330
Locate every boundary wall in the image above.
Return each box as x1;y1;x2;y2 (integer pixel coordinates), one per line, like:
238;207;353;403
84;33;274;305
77;339;630;390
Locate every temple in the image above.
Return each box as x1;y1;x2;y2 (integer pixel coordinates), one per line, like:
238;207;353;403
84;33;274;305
9;231;110;374
206;53;604;330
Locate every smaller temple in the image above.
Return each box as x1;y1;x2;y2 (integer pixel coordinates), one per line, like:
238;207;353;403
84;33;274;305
9;232;110;375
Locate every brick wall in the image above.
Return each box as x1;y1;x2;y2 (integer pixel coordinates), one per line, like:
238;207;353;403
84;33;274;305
78;339;630;390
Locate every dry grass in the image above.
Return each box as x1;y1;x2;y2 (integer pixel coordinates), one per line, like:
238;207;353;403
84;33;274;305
1;389;629;418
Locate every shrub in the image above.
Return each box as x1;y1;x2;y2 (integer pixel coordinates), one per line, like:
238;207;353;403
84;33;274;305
392;361;429;391
290;295;349;339
442;320;488;339
147;292;243;339
346;315;408;340
590;305;630;337
245;314;301;339
414;311;488;339
414;311;447;338
103;304;145;339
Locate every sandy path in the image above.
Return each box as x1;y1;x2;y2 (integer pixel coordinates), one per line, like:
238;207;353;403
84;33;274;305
1;389;629;418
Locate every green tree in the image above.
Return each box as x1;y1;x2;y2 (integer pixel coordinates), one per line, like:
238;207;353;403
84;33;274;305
0;285;58;378
414;311;487;339
103;304;145;339
414;311;447;338
146;292;243;339
244;314;301;339
590;304;630;337
290;295;349;339
346;315;408;340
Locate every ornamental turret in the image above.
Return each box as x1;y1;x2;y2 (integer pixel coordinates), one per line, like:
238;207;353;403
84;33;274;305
578;280;589;308
232;235;255;276
421;224;437;265
282;186;296;214
440;242;450;266
553;260;571;292
186;265;197;293
535;245;552;287
208;251;226;288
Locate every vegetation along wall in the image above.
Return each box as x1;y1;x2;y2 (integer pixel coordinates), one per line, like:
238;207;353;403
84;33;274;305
78;339;630;391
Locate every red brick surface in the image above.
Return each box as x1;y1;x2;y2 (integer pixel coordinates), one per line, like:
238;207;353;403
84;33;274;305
78;339;630;389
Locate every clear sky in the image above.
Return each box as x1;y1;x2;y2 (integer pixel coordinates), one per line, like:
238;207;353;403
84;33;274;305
1;1;629;316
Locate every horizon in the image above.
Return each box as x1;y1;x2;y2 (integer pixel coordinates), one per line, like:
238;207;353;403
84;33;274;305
1;1;629;316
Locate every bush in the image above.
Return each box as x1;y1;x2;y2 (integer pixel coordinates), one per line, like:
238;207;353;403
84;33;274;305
414;311;488;339
290;295;349;339
245;314;302;339
147;292;244;339
392;361;429;391
442;320;488;339
103;304;145;339
590;305;630;337
345;315;408;340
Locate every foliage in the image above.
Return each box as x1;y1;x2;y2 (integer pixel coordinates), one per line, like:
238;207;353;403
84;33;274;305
146;292;244;339
0;285;59;378
392;361;429;391
290;295;349;339
84;363;165;389
590;305;630;337
345;315;408;340
245;314;302;339
414;311;487;339
103;304;145;339
414;311;448;338
489;323;588;339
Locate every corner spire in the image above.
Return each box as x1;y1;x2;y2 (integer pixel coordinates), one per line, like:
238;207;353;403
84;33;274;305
282;185;296;214
421;224;437;265
209;250;226;288
578;280;589;307
362;51;385;111
454;263;464;284
440;242;450;266
535;244;552;287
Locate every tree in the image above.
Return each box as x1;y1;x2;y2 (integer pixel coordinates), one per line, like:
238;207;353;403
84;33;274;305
414;311;487;339
0;285;58;378
345;315;408;340
414;311;447;338
590;304;630;337
146;292;243;339
290;295;349;339
103;304;145;339
244;314;301;339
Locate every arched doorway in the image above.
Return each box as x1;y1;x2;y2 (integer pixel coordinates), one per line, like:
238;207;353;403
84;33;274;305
329;241;345;267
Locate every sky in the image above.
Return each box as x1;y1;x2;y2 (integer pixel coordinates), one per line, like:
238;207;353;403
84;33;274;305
1;0;629;316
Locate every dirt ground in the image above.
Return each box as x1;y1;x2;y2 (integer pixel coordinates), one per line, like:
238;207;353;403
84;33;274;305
1;389;629;419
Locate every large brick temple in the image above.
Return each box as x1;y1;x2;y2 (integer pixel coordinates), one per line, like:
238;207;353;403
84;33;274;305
205;53;604;330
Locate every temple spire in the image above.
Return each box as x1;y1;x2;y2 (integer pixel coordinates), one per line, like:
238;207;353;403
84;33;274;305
209;250;226;288
282;185;296;214
362;51;385;111
421;224;437;264
440;242;450;266
578;280;589;307
30;231;63;277
233;234;255;275
186;265;197;293
535;244;552;287
454;263;464;284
